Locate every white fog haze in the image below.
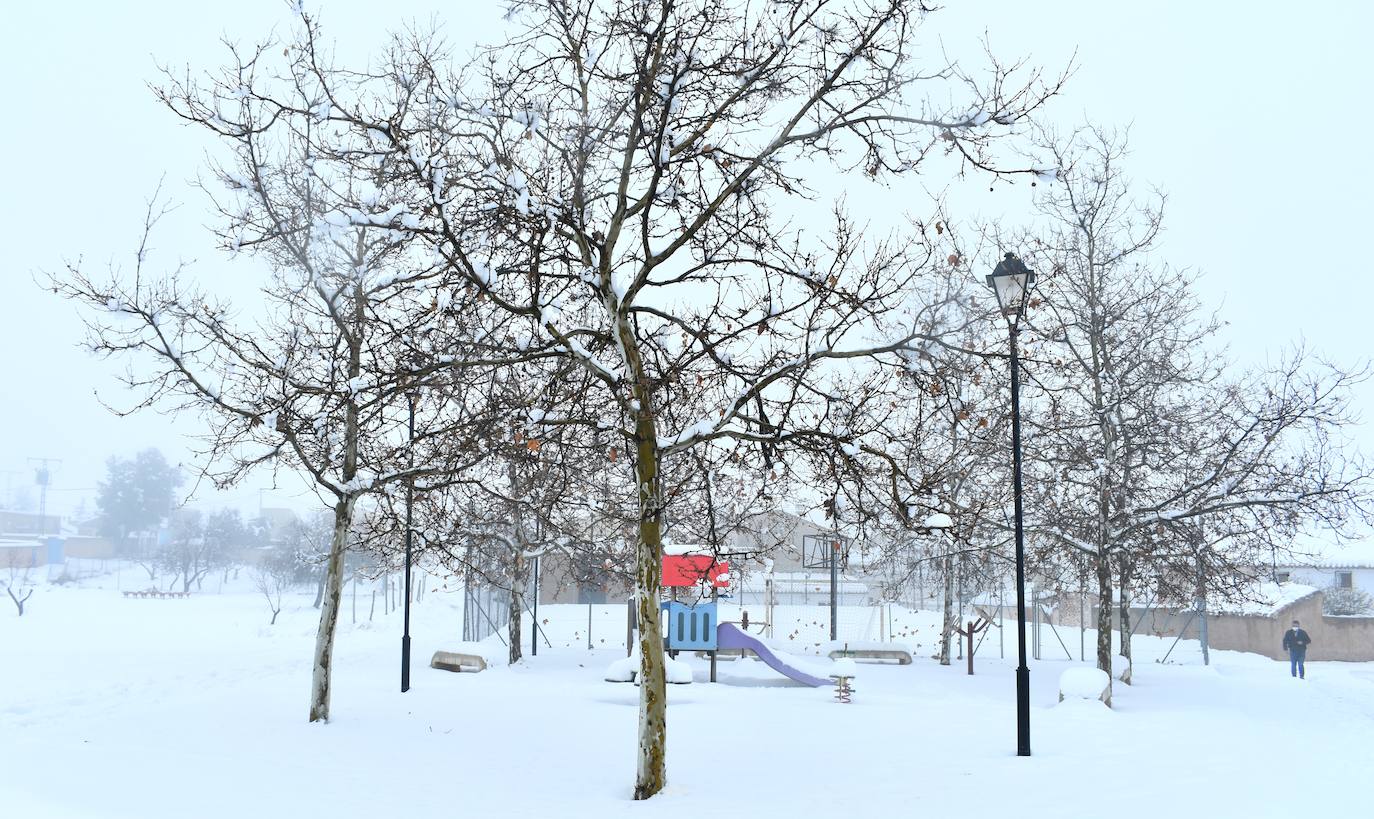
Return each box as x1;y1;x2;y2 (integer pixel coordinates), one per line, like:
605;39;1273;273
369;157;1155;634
2;2;1371;817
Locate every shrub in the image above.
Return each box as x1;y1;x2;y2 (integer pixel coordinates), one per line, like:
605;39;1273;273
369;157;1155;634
1322;586;1374;616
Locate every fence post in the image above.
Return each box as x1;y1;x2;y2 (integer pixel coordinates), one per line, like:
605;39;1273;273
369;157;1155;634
588;603;593;650
531;555;540;658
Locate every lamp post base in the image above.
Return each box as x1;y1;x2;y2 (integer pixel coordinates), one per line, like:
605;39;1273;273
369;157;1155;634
1016;664;1031;756
401;635;411;693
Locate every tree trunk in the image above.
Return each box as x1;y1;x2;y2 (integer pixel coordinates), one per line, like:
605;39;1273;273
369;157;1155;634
309;495;353;723
509;547;525;665
1116;558;1133;684
627;382;667;799
313;570;326;609
7;586;32;616
939;554;954;666
1195;552;1210;665
1094;552;1113;707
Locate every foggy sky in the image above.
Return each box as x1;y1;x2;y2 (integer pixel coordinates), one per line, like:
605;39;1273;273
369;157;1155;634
2;0;1370;525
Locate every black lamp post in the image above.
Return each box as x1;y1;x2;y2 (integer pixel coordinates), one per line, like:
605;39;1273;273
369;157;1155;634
986;251;1036;757
401;390;416;693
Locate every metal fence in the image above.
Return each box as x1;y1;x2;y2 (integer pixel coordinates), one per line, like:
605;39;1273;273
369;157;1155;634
462;575;536;644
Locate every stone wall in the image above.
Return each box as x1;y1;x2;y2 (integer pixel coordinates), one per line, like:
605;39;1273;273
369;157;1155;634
1109;591;1374;662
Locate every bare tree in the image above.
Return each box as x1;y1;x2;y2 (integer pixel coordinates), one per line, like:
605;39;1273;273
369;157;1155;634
57;0;1062;795
3;551;35;616
252;548;299;625
398;1;1057;796
1021;129;1371;701
50;35;493;722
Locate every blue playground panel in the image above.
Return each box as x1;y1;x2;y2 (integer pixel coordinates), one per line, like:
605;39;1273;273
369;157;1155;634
660;601;718;650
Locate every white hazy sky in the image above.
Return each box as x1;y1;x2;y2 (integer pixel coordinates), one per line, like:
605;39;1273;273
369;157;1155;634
2;1;1371;523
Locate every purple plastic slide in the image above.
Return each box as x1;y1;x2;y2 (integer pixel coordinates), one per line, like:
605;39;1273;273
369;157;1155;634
716;623;830;687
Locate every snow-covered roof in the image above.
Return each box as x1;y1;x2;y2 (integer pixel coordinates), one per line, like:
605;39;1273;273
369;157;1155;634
1278;542;1374;570
663;542;714;557
1214;582;1320;616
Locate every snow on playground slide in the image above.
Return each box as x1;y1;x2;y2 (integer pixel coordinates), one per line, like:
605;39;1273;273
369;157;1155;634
716;623;831;687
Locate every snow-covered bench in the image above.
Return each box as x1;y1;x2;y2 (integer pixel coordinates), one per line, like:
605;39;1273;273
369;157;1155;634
122;589;190;599
827;641;913;665
430;651;488;673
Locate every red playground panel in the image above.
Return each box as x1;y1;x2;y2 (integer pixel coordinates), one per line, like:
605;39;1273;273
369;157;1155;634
661;555;729;588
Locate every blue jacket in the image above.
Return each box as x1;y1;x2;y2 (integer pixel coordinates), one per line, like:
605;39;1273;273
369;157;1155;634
1282;628;1311;653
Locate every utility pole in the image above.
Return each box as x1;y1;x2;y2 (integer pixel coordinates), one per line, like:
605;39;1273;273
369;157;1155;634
0;469;20;509
28;457;61;536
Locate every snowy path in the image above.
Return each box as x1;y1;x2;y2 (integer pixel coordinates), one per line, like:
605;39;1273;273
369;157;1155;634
2;583;1368;818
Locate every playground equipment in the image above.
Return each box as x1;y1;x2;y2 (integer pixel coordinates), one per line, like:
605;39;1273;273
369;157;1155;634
716;622;830;686
830;657;858;703
611;546;875;690
613;547;833;688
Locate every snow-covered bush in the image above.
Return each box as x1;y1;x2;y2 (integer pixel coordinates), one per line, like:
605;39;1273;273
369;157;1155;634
1111;654;1132;684
1059;668;1110;704
605;650;692;684
1322;586;1374;616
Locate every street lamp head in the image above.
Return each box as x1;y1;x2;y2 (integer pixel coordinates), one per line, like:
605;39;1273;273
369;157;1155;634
986;252;1036;323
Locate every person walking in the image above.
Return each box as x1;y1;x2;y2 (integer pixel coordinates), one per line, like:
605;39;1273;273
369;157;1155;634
1282;619;1312;679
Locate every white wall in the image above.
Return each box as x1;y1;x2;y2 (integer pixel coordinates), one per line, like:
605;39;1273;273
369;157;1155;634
1283;567;1374;592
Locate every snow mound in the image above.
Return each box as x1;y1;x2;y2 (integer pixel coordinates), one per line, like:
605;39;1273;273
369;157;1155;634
1111;654;1132;683
604;654;636;682
1059;667;1110;704
665;656;693;684
604;649;693;684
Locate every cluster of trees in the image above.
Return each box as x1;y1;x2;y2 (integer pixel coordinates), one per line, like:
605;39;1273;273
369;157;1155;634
95;448;182;554
49;0;1368;798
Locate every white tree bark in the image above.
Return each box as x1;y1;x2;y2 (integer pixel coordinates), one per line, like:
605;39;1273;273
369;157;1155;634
939;554;954;666
310;495;354;722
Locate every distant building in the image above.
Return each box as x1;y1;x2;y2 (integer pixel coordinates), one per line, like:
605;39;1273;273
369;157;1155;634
1275;543;1374;594
0;537;47;569
0;509;63;536
256;507;301;546
534;508;884;606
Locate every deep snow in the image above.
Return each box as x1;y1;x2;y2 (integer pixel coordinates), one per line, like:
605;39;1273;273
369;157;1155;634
2;569;1370;818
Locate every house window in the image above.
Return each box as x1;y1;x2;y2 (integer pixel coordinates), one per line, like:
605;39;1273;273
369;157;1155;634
1275;572;1290;583
1335;571;1354;590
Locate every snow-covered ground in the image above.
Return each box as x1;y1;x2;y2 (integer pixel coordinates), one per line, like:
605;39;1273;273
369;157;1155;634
3;569;1370;818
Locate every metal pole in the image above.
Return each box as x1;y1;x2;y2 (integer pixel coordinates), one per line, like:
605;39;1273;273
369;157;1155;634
1197;553;1210;666
829;540;838;641
1009;322;1031;757
531;554;540;657
401;392;415;693
1079;571;1086;662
